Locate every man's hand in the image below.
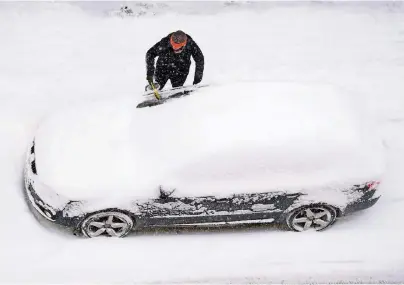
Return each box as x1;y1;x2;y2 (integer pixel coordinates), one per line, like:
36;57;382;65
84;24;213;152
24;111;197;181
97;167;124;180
147;76;154;83
193;77;202;85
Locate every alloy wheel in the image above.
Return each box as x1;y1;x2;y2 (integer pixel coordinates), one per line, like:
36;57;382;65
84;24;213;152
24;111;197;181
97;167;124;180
81;211;133;238
287;205;337;232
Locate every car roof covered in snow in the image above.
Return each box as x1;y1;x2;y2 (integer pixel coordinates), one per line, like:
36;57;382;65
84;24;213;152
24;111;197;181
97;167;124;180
33;82;385;200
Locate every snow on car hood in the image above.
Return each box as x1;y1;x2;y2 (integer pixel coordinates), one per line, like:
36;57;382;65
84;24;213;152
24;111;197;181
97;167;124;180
33;82;385;200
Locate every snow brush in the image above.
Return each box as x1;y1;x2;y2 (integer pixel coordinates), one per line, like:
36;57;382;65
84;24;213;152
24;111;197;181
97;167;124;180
148;80;161;100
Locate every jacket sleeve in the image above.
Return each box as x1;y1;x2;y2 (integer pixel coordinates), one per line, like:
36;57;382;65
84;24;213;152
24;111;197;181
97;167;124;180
190;40;204;84
146;38;165;79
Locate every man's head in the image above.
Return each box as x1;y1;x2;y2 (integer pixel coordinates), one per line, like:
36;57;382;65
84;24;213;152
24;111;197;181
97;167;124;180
170;30;187;54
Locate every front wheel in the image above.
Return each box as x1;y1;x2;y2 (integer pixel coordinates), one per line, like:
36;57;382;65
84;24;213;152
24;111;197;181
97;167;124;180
286;204;337;232
81;211;134;238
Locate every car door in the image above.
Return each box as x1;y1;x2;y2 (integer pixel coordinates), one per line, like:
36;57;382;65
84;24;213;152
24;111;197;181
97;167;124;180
137;191;233;227
227;191;301;223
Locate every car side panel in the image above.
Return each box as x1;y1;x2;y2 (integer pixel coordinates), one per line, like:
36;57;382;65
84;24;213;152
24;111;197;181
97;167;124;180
136;192;301;227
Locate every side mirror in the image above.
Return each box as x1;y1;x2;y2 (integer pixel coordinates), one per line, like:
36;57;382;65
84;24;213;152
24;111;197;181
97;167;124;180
159;186;175;199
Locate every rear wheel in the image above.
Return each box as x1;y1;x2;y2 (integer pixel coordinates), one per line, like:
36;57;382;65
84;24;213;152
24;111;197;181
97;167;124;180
81;211;134;238
286;204;337;232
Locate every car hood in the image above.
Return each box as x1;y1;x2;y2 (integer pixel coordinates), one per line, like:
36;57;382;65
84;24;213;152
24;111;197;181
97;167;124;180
33;82;385;200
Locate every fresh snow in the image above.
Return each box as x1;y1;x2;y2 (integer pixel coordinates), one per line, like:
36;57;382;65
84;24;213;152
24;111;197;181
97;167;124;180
1;1;404;284
34;81;384;200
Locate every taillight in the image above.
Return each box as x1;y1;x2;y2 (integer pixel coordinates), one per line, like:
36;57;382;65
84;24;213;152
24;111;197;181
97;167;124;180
366;181;380;191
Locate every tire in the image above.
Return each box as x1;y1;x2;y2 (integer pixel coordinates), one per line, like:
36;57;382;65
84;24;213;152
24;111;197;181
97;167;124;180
286;204;337;232
81;211;134;238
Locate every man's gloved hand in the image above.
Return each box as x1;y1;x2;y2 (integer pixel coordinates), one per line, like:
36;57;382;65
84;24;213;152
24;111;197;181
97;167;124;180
145;76;154;91
145;76;161;91
146;76;154;83
193;77;202;85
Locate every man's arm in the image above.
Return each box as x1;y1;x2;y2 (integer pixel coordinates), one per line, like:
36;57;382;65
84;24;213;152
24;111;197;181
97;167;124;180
190;40;204;85
146;39;166;80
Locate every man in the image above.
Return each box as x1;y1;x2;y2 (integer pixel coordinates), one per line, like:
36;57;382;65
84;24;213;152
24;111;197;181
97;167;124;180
145;30;204;90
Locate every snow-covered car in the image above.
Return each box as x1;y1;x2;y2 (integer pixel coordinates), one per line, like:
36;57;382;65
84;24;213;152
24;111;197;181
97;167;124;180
23;82;384;238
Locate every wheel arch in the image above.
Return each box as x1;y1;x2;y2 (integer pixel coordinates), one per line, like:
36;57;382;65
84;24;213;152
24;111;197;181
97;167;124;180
284;200;343;217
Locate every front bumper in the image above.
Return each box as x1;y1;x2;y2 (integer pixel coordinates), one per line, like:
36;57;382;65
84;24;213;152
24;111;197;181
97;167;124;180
25;182;62;222
24;140;69;223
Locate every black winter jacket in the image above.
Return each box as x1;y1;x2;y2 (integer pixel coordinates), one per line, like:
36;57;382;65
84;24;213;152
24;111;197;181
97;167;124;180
146;33;204;84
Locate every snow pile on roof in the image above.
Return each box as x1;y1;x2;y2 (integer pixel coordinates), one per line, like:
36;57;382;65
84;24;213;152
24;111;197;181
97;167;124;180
34;82;385;200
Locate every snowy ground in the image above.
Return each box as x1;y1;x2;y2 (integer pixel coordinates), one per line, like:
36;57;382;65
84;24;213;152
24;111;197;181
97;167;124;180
1;1;404;284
